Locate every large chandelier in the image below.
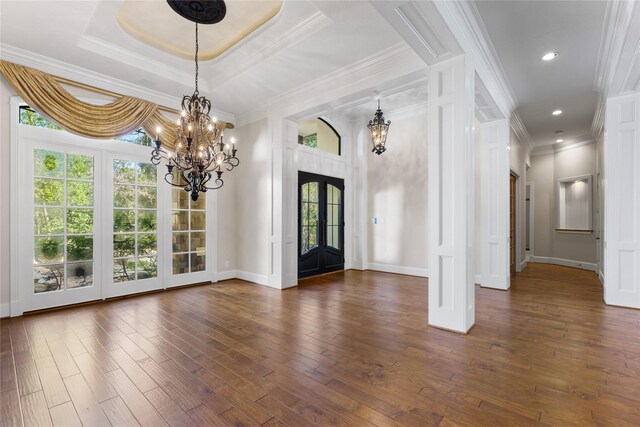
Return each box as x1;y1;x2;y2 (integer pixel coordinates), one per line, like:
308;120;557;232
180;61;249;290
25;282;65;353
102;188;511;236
368;99;391;155
151;1;238;201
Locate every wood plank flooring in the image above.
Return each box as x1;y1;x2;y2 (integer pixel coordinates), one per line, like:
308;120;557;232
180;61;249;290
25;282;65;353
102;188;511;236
1;263;640;426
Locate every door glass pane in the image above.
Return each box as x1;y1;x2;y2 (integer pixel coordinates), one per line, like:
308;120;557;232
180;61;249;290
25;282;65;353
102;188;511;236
34;150;65;177
66;262;93;289
326;184;341;249
301;182;319;254
33;149;95;293
113;160;158;283
172;191;207;275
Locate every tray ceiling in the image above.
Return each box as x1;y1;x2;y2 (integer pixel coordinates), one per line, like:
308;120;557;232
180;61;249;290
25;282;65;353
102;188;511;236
117;0;283;61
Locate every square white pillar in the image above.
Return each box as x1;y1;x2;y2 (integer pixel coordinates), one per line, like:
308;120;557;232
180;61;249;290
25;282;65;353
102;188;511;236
427;55;476;333
478;119;510;290
604;93;640;308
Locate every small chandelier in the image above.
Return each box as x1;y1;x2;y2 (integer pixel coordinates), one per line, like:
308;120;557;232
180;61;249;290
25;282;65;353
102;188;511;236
367;99;391;155
151;6;238;201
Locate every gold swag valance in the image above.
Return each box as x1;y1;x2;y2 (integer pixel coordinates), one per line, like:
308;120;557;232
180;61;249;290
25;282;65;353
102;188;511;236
0;60;230;149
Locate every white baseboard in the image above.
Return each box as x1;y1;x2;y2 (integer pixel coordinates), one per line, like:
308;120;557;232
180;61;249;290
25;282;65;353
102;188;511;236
214;269;270;287
235;270;269;287
530;256;597;272
598;270;604;285
215;270;236;282
367;263;428;278
0;303;9;318
474;274;481;285
520;260;528;270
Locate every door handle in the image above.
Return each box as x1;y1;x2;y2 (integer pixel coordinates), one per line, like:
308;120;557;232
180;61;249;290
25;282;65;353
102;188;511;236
322;219;327;246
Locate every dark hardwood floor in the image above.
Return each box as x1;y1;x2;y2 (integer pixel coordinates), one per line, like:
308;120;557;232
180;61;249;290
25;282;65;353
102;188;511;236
1;263;640;426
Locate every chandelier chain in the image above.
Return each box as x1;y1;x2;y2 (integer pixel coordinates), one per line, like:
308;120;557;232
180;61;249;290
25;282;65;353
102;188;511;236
195;23;199;93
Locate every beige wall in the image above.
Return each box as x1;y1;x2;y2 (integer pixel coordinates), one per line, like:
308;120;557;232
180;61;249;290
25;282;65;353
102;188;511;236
216;160;236;274
529;144;597;264
228;118;269;276
367;111;428;270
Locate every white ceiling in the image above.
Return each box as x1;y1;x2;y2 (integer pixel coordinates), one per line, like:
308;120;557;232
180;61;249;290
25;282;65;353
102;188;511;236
475;0;608;147
0;0;410;120
2;0;632;147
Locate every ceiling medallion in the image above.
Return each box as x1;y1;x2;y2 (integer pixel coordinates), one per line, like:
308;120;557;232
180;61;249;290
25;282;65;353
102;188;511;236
166;0;227;24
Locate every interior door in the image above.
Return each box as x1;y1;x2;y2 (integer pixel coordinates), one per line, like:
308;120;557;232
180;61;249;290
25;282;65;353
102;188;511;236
298;172;344;278
510;173;517;275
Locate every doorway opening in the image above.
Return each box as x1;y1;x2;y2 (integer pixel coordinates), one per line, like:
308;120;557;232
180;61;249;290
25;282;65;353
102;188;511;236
298;172;344;278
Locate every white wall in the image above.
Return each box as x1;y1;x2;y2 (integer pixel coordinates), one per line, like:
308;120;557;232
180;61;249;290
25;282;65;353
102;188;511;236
366;109;428;274
1;79;13;314
474;120;482;276
529;144;597;266
509;128;528;267
596;131;604;279
228;118;270;278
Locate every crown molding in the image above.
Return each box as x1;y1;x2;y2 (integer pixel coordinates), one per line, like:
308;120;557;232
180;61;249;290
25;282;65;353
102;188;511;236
592;0;638;138
235;42;424;127
593;0;636;92
0;43;236;123
433;0;518;117
531;134;596;156
510;111;532;152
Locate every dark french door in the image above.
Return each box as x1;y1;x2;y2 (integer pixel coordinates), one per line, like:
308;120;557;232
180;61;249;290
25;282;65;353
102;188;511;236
298;172;344;278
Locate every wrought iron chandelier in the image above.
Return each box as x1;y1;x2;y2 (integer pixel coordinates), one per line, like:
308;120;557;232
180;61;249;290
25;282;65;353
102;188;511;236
367;99;391;155
151;1;238;201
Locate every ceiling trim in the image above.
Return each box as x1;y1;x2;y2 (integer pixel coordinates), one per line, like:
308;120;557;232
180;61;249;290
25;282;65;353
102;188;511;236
592;0;638;138
236;42;425;127
0;43;235;123
530;134;596;156
209;10;332;84
76;34;203;91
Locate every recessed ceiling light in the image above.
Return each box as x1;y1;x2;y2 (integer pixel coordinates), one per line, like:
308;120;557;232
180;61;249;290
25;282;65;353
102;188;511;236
542;52;559;61
552;110;563;116
556;139;564;143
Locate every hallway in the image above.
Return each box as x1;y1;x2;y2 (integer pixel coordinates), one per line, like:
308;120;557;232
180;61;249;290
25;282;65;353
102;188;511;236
2;264;639;426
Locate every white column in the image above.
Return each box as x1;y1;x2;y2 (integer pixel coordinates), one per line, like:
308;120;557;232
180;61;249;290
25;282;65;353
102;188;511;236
604;92;640;308
478;119;510;290
428;55;476;333
267;114;298;289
